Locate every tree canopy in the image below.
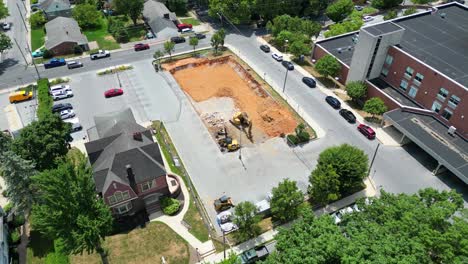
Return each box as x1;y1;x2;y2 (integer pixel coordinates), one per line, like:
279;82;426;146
314;54;341;78
270;179;304;223
233;201;261;242
0;1;8;20
326;0;354;22
308;164;340;204
12;114;72;171
363;97;388;117
113;0;144;25
164;40;175;59
0;32;12;54
208;0;254;24
265;189;467;264
346;81;367;102
371;0;403;10
31;155;113;263
72;4;101;29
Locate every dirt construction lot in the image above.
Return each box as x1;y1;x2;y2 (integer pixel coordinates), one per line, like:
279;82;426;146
164;56;298;146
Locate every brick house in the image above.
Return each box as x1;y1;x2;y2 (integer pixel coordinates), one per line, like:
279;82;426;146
85;108;180;217
45;17;89;55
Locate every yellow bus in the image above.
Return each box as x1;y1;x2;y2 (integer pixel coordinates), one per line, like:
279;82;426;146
9;90;33;104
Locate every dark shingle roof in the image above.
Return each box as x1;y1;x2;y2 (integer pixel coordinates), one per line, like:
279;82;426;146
143;0;179;37
45;17;88;50
40;0;70;12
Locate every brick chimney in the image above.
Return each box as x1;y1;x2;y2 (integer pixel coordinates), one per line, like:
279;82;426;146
126;165;137;192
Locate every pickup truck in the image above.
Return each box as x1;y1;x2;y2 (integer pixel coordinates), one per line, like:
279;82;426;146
44;58;66;69
239;241;277;264
90;50;110;60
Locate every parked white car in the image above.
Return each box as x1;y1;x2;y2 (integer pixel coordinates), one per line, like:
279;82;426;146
363;16;374;22
50;84;71;94
2;22;11;30
271;53;283;62
216;211;232;225
59;109;75;120
52;90;73;101
220;222;238;233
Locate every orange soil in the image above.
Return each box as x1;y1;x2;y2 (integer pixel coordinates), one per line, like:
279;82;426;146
170;57;297;137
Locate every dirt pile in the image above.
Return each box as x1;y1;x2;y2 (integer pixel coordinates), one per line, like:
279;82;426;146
170;56;297;137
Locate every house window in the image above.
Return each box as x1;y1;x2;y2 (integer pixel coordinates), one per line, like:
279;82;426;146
140;180;156;192
408;86;418;98
413;73;424;86
441;108;453;120
108;190;130;205
448;95;460;108
385;55;393;65
431;101;442;113
381;68;389;77
437;88;448;101
399;80;408;91
404;67;414;79
116;202;133;214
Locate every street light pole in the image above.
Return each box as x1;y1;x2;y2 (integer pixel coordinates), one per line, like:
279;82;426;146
282;68;289;93
223;230;226;260
367;143;380;177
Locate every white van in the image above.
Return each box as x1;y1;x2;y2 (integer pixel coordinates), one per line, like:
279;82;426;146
181;28;193;34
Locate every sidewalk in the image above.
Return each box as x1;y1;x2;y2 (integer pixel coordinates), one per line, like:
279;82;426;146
255;36;400;146
201;178;378;264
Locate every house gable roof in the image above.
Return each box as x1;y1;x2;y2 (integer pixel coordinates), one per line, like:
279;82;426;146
40;0;70;12
143;0;178;36
44;17;88;50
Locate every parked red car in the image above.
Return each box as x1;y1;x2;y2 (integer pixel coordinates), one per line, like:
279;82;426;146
357;124;376;139
177;23;192;31
104;88;123;98
134;43;150;51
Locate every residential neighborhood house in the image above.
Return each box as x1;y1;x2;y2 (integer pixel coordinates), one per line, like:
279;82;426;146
45;17;89;55
143;0;179;39
84;108;180;218
39;0;72;21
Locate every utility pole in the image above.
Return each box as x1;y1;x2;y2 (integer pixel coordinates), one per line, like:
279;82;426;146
16;3;28;32
223;231;226;260
24;41;41;79
13;38;28;65
367;143;380;177
282;68;289;93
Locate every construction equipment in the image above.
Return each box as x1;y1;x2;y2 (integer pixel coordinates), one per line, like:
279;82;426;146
218;136;240;151
214;195;234;212
230;112;253;142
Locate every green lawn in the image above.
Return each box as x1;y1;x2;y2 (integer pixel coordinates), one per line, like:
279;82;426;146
31;26;45;51
70;222;189;264
83;18;120;50
126;25;147;42
183;201;210;242
180;17;201;26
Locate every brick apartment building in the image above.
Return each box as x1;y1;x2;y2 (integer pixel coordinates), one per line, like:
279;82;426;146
312;3;468;183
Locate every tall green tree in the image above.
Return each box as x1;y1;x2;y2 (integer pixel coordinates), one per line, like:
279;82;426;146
113;0;144;25
189;36;199;55
326;0;354;22
371;0;403;10
12;114;72;171
153;49;164;69
31;156;113;264
29;12;46;29
270;179;304;223
315;54;341;79
208;0;254;24
0;131;11;151
0;1;8;20
315;144;368;193
305;0;329;17
265;189;466;264
0;32;12;54
289;41;311;58
233;201;261;242
211;33;222;54
363;97;388;117
309;164;340;204
217;28;226;48
346;81;367;102
72;4;101;29
163;40;175;60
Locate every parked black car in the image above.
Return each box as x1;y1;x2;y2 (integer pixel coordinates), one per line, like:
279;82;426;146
52;103;72;113
339;109;356;123
325;96;341;109
195;33;206;39
302;77;316;88
282;61;294;70
171;36;186;43
260;45;270;53
71;123;83;132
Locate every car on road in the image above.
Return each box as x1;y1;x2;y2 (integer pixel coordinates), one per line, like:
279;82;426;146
90;50;110;60
355;5;363;11
260;45;270;53
59;109;75;120
44;58;66;69
325;96;341;109
52;103;72;113
134;43;150;51
146;31;155;39
282;61;294;70
9;91;32;104
67;60;83;69
171;36;186;43
194;33;206;39
104;88;123;98
363;15;374;22
2;22;11;30
32;50;44;58
52;90;73;101
302;77;316;88
357;124;376;139
71;122;83;132
339;109;356;123
271;53;283;61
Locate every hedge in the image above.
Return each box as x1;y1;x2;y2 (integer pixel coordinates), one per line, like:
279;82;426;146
160;197;181;215
37;78;52;121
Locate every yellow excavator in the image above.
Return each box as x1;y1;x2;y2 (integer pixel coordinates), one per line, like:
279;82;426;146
230;111;253;141
218;135;240;151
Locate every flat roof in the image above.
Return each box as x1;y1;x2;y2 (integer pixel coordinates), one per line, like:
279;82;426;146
384;109;468;183
363;22;404;36
369;78;422;108
317;3;468;87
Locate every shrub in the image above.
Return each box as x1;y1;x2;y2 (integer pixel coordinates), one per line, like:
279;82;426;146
50;78;69;85
13;214;25;227
30;12;46;29
43;49;53;59
403;7;417;16
160;197;180;215
384;10;398;21
297;130;310;143
44;252;69;264
9;229;20;244
37;78;52;121
3;203;12;214
286;134;298;145
73;45;83;55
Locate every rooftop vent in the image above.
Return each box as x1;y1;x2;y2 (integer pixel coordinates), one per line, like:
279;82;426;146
348;46;352;50
133;132;143;141
440;13;446;18
337;48;342;53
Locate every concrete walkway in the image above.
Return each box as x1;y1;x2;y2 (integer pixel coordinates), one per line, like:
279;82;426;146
201;178;378;264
